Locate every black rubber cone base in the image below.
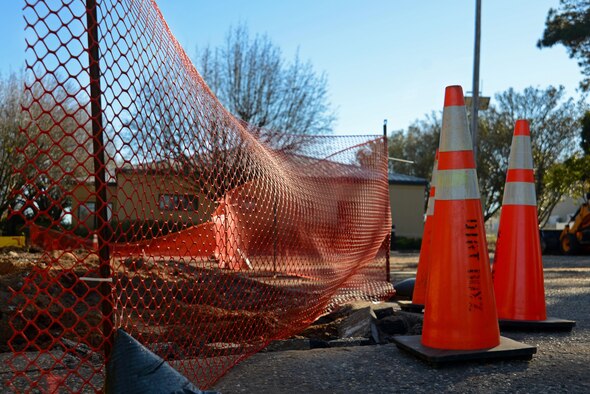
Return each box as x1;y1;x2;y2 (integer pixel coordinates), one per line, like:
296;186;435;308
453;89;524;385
398;301;424;313
392;335;536;366
106;329;209;394
499;317;576;332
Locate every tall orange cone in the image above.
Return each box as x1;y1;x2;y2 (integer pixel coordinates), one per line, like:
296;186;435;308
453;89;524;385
393;86;535;364
493;119;575;331
408;150;439;310
422;85;499;350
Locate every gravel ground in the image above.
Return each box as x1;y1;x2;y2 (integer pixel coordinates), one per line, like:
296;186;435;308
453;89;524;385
213;253;590;393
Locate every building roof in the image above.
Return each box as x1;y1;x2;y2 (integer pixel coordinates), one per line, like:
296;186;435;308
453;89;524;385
388;172;428;186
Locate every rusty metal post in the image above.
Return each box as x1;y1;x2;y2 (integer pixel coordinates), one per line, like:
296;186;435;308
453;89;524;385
384;120;391;283
273;197;277;275
86;0;114;359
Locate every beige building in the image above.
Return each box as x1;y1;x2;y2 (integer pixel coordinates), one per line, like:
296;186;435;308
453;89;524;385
388;172;428;238
69;161;427;243
69;179;118;230
69;161;217;231
115;164;216;225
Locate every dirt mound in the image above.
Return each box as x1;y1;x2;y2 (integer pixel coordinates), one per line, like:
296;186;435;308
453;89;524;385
0;249;319;357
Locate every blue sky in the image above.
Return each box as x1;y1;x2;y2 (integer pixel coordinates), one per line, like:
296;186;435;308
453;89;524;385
0;1;584;135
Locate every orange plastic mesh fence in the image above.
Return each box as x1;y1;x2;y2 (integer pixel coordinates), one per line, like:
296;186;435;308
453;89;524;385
4;0;392;391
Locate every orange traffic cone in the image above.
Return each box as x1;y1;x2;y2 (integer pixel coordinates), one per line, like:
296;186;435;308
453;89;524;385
404;149;439;311
493;119;575;331
393;86;535;364
422;85;499;350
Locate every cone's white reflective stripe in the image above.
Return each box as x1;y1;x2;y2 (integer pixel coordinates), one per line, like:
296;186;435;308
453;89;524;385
431;161;438;186
439;106;472;152
502;182;537;206
436;169;481;200
425;158;438;216
508;136;534;169
426;196;435;216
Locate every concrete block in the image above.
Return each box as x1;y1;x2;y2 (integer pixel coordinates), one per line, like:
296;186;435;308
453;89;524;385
372;305;396;320
338;306;377;339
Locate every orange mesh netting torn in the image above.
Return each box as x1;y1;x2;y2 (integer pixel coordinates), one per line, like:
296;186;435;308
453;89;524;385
5;0;392;391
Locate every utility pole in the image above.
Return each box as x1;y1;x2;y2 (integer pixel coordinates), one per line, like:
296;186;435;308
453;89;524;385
472;0;482;163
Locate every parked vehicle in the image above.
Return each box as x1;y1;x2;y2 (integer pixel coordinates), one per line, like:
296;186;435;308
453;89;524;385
540;228;561;254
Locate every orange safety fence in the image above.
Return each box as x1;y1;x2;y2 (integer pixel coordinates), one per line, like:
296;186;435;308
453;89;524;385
29;223;96;252
29;222;217;258
3;0;393;392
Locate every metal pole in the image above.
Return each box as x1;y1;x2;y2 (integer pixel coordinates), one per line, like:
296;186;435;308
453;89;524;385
383;119;391;283
273;198;277;276
472;0;482;163
86;0;113;359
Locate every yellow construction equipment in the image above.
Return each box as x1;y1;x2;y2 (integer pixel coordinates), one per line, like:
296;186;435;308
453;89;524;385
0;236;26;248
559;193;590;255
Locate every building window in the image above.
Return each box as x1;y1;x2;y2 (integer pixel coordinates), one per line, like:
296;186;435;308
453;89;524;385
78;201;113;223
159;194;198;211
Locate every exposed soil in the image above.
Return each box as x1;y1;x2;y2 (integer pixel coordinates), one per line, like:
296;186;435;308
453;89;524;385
0;246;393;390
0;247;314;353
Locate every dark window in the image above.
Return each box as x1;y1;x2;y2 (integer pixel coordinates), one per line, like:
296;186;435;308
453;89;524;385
159;194;198;211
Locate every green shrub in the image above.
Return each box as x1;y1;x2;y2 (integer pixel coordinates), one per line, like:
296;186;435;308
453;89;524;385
392;236;422;251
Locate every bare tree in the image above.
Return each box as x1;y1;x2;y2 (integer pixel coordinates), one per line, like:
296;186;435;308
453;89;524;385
195;24;336;135
123;67;324;202
0;72;26;228
121;25;335;204
0;71;90;233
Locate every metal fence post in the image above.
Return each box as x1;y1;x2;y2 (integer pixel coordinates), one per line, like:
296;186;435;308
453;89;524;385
86;0;114;359
384;120;391;283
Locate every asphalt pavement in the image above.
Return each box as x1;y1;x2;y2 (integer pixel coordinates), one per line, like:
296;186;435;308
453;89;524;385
212;253;590;393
